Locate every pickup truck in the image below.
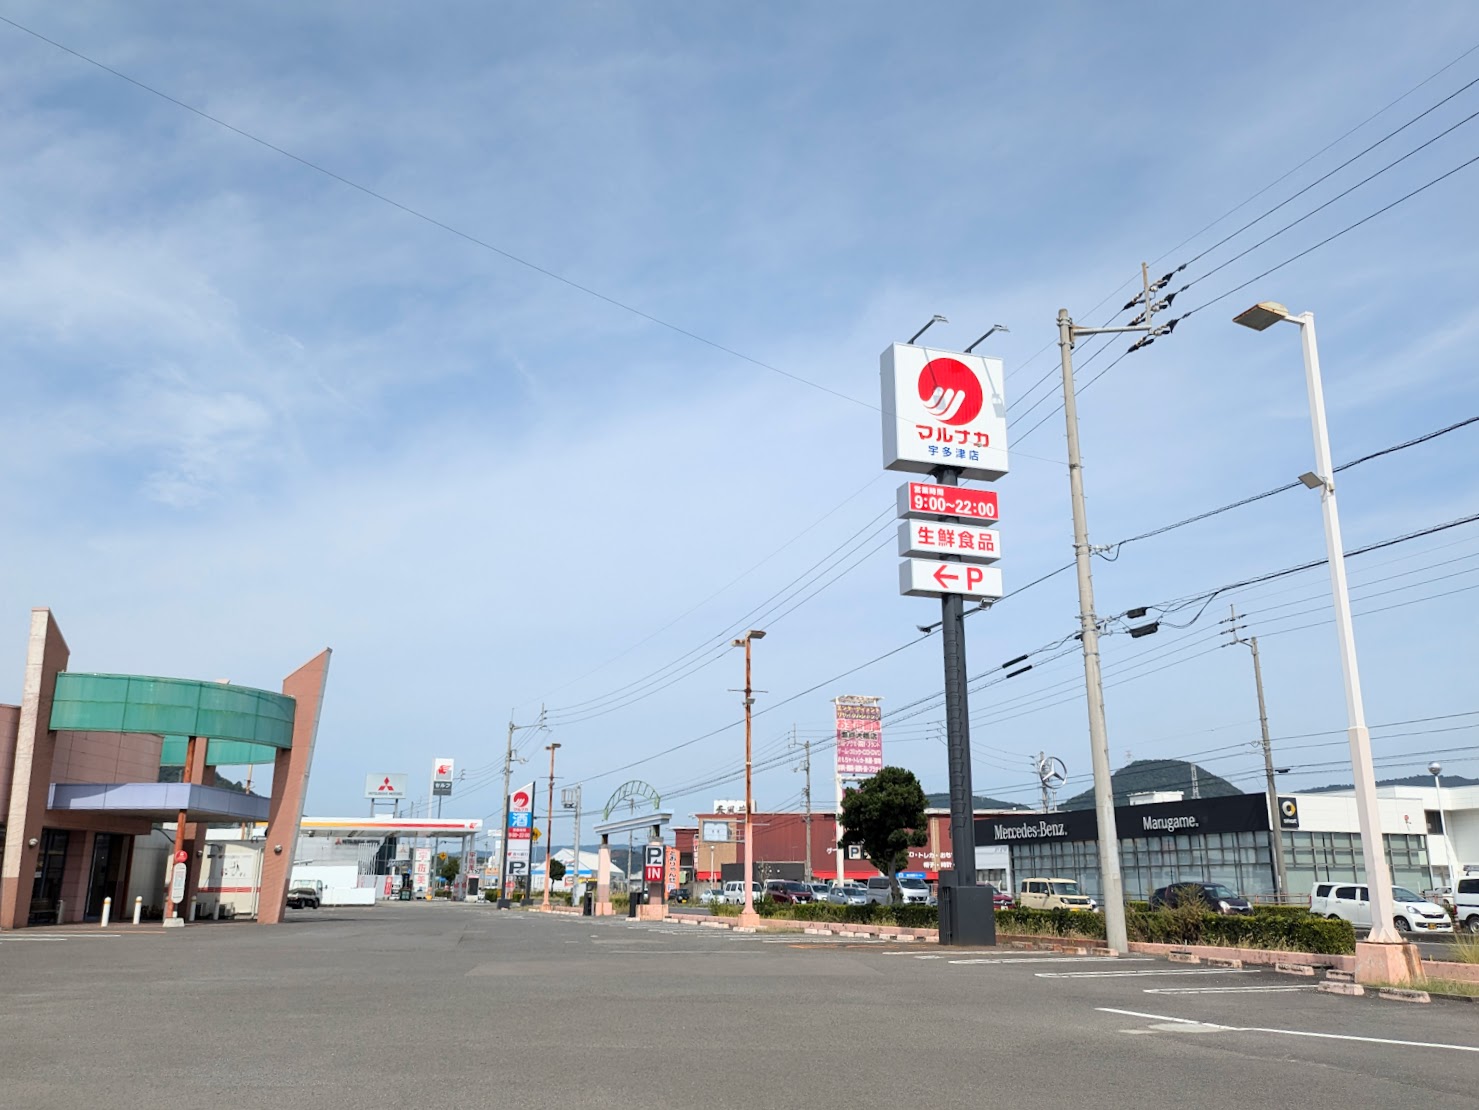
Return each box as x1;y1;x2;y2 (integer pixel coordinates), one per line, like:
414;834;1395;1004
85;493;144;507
1017;877;1097;912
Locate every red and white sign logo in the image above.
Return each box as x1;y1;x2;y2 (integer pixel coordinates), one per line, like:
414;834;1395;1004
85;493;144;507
511;790;531;811
436;762;452;777
376;776;397;793
918;358;983;426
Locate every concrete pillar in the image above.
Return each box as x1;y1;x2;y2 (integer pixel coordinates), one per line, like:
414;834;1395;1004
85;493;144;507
178;745;215;916
258;650;332;925
1;610;71;931
596;836;612;916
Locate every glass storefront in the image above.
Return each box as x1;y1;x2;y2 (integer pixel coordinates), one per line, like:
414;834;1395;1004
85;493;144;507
1283;830;1429;897
1011;830;1276;901
29;828;70;925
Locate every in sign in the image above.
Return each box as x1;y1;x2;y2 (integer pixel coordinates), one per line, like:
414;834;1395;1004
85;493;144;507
899;559;1004;600
897;481;1000;524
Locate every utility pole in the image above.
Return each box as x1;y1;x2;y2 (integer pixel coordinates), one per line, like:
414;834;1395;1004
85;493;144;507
540;742;560;910
1224;607;1288;899
733;630;765;925
625;798;636;892
563;786;583;903
1055;264;1169;955
792;727;813;883
497;708;544;908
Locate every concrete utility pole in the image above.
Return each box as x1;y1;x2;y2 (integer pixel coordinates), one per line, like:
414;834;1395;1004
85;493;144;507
540;742;560;910
733;630;765;925
563;786;583;901
626;798;636;893
792;727;813;883
497;708;544;908
1055;264;1168;956
1224;607;1288;899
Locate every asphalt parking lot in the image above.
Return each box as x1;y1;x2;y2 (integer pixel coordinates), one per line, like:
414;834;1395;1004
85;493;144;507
2;903;1475;1110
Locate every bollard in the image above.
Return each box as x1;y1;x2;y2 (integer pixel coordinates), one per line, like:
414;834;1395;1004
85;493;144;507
56;899;65;925
132;896;143;925
101;897;112;928
188;897;197;922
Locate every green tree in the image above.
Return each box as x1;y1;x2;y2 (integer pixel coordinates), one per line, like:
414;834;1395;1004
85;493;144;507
548;858;567;882
837;767;927;901
437;853;461;884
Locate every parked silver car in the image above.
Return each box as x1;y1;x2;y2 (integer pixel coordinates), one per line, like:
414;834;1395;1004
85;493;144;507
828;885;868;906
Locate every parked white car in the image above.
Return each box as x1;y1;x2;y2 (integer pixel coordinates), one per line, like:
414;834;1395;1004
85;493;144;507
1309;882;1454;933
1454;874;1479;934
897;877;931;905
721;880;763;905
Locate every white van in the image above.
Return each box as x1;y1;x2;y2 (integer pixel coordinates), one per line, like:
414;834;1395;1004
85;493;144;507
1454;875;1479;934
1309;882;1453;933
721;880;763;905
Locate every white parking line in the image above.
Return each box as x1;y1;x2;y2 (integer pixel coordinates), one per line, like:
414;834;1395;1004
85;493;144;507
1096;1008;1479;1054
1037;968;1257;978
953;956;1152;966
0;933;121;942
1143;986;1314;994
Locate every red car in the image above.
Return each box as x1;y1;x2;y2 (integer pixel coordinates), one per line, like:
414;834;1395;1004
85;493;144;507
764;880;815;904
992;890;1015;908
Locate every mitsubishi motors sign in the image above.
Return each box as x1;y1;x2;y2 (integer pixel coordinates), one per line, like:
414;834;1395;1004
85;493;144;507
365;773;408;799
881;344;1008;482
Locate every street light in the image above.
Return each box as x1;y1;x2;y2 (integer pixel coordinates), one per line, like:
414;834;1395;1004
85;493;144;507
1234;300;1405;954
732;629;766;925
1429;761;1459;902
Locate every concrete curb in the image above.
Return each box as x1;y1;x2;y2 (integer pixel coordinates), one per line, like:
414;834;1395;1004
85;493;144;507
1275;963;1316;976
1317;981;1365;996
1378;988;1430;1004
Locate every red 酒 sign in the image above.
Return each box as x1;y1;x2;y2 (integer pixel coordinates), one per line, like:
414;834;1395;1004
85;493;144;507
897;481;1000;524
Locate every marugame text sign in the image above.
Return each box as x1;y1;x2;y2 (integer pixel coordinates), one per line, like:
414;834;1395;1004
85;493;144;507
834;695;883;778
880;344;1009;482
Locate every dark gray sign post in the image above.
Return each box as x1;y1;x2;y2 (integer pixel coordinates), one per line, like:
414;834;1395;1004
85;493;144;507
882;330;1009;947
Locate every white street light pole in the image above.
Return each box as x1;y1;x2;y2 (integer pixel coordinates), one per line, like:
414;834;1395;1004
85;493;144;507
1234;302;1400;947
1429;761;1459;900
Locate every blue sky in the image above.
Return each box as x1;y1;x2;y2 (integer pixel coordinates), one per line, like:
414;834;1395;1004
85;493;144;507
3;3;1477;841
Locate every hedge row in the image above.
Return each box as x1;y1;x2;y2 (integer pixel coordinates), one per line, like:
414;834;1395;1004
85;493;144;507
698;901;1355;954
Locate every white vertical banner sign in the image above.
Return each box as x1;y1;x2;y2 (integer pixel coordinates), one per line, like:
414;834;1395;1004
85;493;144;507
833;695;883;884
506;782;535;881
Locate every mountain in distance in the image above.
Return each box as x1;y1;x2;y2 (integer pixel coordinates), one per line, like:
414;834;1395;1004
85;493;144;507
1301;772;1479;794
925;792;1031;812
1059;759;1241;811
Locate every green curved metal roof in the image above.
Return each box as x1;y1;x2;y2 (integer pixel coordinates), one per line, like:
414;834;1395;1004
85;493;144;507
50;673;295;766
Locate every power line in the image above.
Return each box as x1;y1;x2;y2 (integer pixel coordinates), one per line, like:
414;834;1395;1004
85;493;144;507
1170;150;1479;324
1145;40;1479;271
1174;74;1479;275
0;15;885;416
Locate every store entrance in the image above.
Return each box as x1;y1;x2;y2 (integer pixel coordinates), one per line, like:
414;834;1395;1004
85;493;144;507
28;829;70;925
85;833;128;920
